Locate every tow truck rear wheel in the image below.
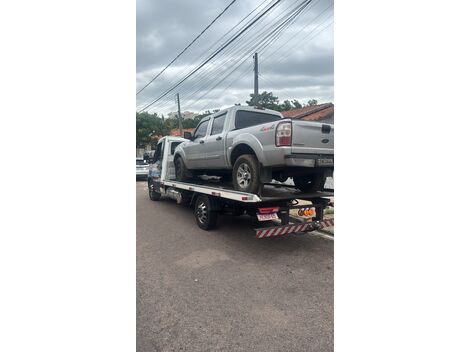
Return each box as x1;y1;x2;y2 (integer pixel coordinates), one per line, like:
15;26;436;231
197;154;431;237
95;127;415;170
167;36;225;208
148;180;161;201
194;195;219;230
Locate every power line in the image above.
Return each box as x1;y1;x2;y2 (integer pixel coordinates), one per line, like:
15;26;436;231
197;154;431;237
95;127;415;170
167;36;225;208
141;0;332;115
138;0;282;113
199;16;333;113
136;0;238;95
163;0;312;105
181;0;314;108
140;0;282;112
138;0;275;111
138;0;296;112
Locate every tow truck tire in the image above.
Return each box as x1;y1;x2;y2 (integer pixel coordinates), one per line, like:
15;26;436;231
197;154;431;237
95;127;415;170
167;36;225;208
293;174;326;193
175;156;192;182
232;154;260;194
148;180;161;201
194;195;218;230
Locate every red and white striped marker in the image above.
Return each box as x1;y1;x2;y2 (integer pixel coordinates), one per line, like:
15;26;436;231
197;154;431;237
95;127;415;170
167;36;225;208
255;219;334;239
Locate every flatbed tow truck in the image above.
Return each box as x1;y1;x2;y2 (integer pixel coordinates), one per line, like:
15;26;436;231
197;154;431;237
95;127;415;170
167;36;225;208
146;136;334;239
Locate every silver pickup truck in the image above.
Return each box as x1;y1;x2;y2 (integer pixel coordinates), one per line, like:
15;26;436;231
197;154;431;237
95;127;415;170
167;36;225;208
173;106;333;193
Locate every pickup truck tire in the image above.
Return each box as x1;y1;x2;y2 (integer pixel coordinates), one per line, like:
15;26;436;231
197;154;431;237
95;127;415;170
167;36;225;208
194;195;218;230
175;156;192;182
148;180;161;201
293;174;326;193
232;154;260;194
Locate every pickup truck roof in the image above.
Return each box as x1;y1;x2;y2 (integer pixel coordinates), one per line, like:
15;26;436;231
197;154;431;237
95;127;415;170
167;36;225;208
200;105;283;121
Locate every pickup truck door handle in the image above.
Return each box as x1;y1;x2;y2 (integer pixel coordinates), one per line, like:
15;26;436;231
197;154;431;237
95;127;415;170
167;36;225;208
216;136;222;141
199;140;205;144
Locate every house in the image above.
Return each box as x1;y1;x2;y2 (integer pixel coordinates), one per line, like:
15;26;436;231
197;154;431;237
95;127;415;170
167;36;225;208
281;103;334;124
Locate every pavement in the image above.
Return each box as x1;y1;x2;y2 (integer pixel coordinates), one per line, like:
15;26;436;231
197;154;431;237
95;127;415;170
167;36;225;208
137;181;334;352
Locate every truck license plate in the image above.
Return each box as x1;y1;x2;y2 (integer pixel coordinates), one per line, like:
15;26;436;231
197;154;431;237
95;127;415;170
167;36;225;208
257;213;278;221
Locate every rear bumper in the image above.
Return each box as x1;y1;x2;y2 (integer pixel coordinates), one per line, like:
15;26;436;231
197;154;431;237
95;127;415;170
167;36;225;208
284;154;334;168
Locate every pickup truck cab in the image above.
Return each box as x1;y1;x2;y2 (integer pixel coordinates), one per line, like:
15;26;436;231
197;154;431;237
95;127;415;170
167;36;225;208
174;106;334;194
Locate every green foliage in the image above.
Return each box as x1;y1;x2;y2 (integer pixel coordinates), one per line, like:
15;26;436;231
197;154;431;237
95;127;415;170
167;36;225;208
279;100;293;111
246;91;280;111
136;110;219;147
136;112;164;148
307;99;318;106
246;91;319;112
291;99;302;109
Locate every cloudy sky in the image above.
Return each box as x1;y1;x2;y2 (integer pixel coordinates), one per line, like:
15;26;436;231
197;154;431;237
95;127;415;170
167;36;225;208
136;0;333;115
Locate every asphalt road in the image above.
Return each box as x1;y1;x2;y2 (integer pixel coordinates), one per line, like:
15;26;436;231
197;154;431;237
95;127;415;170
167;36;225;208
137;181;334;352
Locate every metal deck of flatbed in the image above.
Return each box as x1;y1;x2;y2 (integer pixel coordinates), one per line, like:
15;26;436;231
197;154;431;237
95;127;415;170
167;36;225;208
160;178;333;203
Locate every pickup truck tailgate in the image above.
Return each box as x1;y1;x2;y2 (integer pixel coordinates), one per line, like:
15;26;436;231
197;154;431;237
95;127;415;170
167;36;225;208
291;120;334;154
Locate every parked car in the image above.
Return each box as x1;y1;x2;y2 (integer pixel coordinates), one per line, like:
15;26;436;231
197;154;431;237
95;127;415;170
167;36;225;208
173;106;334;193
136;157;149;179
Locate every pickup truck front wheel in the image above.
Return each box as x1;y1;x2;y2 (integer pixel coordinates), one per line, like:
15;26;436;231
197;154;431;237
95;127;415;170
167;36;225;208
232;154;260;194
293;174;326;193
175;157;192;182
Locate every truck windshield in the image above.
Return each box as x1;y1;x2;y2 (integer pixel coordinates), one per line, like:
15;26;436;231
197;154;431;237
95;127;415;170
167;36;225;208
234;110;281;129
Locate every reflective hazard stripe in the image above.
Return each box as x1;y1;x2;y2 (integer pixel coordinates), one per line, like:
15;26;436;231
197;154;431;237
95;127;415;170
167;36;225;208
255;223;313;238
317;219;334;229
255;219;334;238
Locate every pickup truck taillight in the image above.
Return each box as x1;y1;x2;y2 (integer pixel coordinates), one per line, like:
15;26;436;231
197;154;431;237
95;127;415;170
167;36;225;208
276;121;292;146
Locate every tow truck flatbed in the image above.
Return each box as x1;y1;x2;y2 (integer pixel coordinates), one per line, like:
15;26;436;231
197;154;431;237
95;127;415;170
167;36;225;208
161;179;333;203
147;136;334;238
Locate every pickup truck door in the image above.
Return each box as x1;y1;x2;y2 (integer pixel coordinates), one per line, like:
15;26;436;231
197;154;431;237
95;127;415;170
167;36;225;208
204;113;227;168
184;118;209;169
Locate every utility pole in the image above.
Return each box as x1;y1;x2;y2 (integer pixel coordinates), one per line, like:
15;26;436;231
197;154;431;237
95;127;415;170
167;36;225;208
176;93;183;136
253;52;259;106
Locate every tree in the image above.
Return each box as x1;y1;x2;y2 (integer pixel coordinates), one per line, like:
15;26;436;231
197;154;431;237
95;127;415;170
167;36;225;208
307;99;318;106
246;91;280;111
291;99;302;109
279;100;293;111
136;112;165;148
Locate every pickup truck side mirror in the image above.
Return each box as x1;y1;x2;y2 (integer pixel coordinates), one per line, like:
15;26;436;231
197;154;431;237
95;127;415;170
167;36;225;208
183;131;193;140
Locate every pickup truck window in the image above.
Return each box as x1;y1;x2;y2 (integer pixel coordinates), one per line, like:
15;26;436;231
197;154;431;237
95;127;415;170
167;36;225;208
210;113;227;135
193;120;209;139
234;110;281;129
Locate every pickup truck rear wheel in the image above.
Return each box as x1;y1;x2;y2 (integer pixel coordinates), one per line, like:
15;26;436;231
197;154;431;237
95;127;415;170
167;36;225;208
194;195;218;230
293;174;326;193
232;154;260;194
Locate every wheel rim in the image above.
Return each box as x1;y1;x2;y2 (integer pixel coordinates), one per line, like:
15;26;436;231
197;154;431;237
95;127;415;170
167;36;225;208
196;201;208;224
149;183;154;196
236;163;251;188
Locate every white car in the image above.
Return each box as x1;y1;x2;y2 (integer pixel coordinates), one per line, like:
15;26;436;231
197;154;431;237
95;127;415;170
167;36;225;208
136;157;149;179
